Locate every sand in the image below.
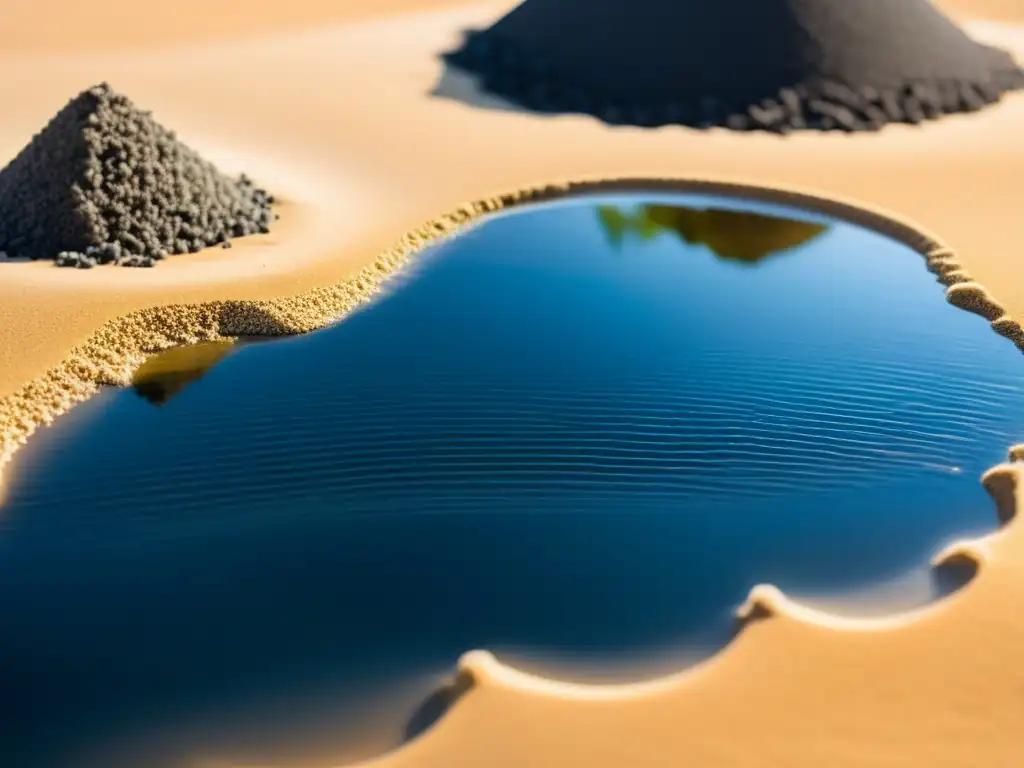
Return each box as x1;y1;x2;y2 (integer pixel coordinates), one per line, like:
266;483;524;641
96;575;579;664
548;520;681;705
939;0;1024;21
1;1;1024;766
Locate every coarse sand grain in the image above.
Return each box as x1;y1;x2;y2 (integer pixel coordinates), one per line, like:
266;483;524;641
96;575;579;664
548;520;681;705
444;0;1024;132
0;83;276;268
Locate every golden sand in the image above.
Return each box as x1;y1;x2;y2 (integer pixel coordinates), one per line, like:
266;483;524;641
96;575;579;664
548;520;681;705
939;0;1024;21
1;2;1024;767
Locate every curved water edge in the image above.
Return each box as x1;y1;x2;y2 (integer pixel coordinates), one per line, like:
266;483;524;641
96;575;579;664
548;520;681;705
2;180;1024;767
2;175;1016;485
419;463;1024;710
384;463;1024;768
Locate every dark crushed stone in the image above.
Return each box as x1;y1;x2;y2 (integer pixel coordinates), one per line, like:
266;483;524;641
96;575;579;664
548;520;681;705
0;83;276;267
442;0;1024;133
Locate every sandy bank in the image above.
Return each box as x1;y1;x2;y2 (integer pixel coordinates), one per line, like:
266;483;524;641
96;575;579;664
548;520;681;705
1;3;1023;768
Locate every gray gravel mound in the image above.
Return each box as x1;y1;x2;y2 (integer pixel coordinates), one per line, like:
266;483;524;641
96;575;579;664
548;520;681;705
443;0;1024;132
0;83;276;267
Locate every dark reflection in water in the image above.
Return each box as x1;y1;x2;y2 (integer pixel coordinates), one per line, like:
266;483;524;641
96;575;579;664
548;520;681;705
402;670;475;744
2;193;1024;768
131;341;237;406
596;202;829;263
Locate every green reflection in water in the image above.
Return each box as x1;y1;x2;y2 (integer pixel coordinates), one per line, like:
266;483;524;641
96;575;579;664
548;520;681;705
131;341;237;406
596;202;830;264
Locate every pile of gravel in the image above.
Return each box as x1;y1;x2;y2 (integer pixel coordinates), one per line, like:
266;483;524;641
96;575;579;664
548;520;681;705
443;0;1024;132
0;83;276;268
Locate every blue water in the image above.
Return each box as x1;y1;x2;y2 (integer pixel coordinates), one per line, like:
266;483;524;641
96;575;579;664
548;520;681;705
3;193;1023;767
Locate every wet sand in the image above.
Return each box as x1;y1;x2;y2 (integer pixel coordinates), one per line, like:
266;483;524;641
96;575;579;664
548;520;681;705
1;1;1024;766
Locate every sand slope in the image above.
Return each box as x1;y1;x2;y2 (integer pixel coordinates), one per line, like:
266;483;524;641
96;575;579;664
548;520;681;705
1;2;1024;767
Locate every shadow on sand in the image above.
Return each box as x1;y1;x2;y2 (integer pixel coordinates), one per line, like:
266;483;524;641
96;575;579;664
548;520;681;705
403;669;476;743
430;62;546;117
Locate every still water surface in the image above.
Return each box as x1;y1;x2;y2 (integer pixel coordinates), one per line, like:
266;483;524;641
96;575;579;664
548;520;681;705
3;193;1023;767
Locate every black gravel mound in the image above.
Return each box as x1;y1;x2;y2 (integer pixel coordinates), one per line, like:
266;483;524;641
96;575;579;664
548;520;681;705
0;83;276;268
443;0;1024;132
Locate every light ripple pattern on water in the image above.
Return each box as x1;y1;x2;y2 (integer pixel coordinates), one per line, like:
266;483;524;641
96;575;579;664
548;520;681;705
3;192;1024;768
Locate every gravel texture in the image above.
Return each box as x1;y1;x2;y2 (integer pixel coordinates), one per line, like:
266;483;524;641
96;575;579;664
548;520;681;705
443;0;1024;132
0;83;276;267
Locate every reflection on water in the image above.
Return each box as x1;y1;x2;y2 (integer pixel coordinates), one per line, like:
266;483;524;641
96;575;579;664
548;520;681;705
132;341;237;406
596;202;829;263
2;192;1023;768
